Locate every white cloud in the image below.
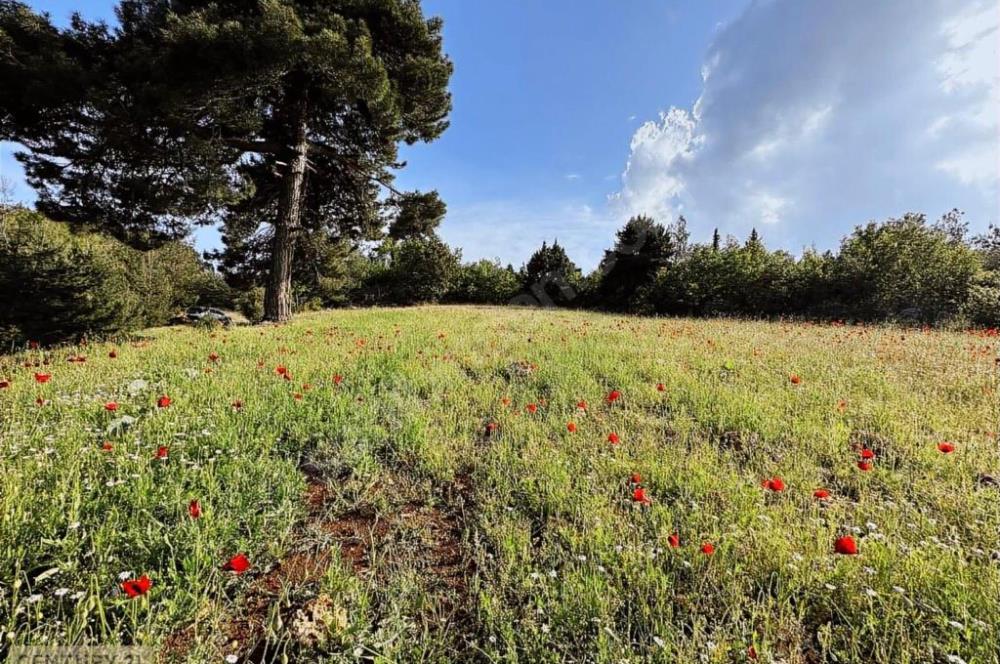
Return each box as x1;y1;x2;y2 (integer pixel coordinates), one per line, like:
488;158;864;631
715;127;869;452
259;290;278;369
615;0;1000;250
564;173;581;181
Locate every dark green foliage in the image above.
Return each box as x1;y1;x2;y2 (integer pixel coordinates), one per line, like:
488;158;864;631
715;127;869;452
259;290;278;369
386;234;461;304
389;191;447;240
448;260;521;304
517;241;582;307
594;215;677;311
0;208;227;345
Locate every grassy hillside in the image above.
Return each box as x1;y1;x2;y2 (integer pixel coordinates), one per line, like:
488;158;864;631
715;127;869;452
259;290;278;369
1;307;997;663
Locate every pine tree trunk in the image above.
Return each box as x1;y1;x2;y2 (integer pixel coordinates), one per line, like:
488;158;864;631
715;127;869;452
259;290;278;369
264;97;310;322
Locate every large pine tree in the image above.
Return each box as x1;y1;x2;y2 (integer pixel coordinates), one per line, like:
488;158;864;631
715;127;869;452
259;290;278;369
0;0;453;321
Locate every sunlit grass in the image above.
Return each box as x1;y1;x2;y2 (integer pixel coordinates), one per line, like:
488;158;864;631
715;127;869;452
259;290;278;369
1;307;997;663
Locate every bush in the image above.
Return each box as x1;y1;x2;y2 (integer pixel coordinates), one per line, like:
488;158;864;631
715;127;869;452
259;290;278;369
0;207;228;344
448;260;521;304
386;235;461;304
0;208;141;344
961;271;1000;327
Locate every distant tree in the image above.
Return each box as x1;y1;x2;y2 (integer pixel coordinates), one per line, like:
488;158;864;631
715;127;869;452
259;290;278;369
711;228;721;252
389;191;447;240
0;0;453;322
519;241;582;307
387;234;461;304
595;215;676;310
449;259;521;304
834;213;981;322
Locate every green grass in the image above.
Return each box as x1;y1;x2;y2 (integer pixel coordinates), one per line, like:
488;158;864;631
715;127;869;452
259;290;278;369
1;306;998;663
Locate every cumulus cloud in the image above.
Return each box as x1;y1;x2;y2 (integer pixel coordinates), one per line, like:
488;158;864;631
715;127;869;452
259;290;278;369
614;0;1000;250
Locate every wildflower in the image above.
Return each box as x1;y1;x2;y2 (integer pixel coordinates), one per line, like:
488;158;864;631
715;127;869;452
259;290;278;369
607;432;620;445
566;422;577;433
275;365;288;376
224;553;251;574
762;476;785;492
155;446;169;460
54;588;69;598
121;575;152;598
0;379;10;389
188;500;202;519
790;374;802;385
208;352;220;362
857;461;872;471
701;542;715;555
157;395;171;409
837;399;847;413
813;489;831;500
293;392;303;400
606;390;621;403
937;442;955;454
104;402;118;412
656;383;666;392
501;397;511;406
576;400;588;410
630;472;642;484
860;448;875;459
526;403;538;414
101;441;113;452
34;373;51;384
632;487;651;505
485;422;498;435
834;535;858;555
667;533;680;548
333;374;344;385
108;350;118;359
231;400;243;411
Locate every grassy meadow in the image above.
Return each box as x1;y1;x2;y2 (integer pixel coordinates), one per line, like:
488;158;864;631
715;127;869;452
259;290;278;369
1;306;998;663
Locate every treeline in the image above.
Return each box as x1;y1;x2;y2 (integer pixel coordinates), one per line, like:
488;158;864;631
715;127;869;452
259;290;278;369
0;208;229;346
3;205;997;347
272;209;999;327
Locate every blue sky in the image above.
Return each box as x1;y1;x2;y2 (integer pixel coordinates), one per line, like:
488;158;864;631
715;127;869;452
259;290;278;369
3;1;998;271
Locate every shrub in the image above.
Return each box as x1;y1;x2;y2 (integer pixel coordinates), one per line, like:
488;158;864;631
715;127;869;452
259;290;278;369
448;260;521;304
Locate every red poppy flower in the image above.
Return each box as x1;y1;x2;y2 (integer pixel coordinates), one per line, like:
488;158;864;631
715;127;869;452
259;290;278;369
224;553;251;574
108;350;118;359
790;374;802;385
632;487;651;504
857;460;872;471
762;476;785;492
834;535;858;555
566;422;577;433
630;472;642;484
656;383;666;392
607;432;621;445
36;397;47;406
156;446;169;459
208;352;220;362
813;489;831;500
101;441;113;452
485;422;498;435
606;390;621;403
34;373;51;384
859;448;875;460
293;392;303;400
748;645;758;661
700;542;715;555
105;402;118;412
333;374;344;385
501;397;512;407
526;403;538;414
837;399;847;413
231;400;243;411
937;442;955;454
667;533;680;548
275;365;288;376
157;395;171;409
121;574;152;598
576;400;588;411
0;380;10;389
188;499;202;519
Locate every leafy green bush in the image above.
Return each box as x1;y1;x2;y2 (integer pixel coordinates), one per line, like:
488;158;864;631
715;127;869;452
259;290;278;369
448;259;521;304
